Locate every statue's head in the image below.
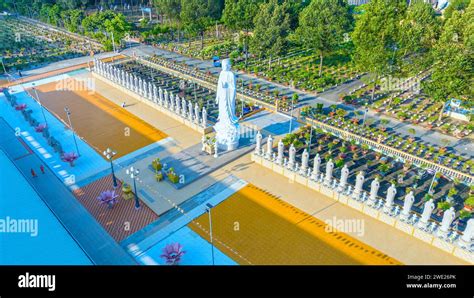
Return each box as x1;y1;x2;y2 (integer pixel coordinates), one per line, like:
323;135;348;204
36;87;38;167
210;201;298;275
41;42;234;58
221;58;231;71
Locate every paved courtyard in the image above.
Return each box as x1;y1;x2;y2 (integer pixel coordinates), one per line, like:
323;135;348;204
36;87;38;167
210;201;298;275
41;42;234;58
190;184;401;265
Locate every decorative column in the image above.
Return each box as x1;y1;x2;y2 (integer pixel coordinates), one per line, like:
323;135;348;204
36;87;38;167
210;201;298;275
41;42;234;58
459;219;474;249
368;178;379;205
148;82;153;100
437;207;456;237
202;107;207;128
175;95;181;114
255;131;262;155
194;103;200;124
383;184;397;214
153;85;158;103
417;199;435;230
288;144;296;170
169;92;175;111
337;165;349;192
127;73;132;89
311;154;321;180
276;139;284;165
266;135;273;160
182;98;187;116
300;149;309;173
352;171;365;200
324;159;334;186
400;191;414;221
164;90;169;108
134;75;139;93
188;101;193;121
159;87;164;105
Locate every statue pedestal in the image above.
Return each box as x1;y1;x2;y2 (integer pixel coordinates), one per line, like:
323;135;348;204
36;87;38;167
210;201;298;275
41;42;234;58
214;121;240;151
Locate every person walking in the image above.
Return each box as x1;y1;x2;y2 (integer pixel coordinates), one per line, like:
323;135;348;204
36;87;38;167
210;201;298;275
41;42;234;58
121;101;126;108
40;165;45;174
31;169;37;178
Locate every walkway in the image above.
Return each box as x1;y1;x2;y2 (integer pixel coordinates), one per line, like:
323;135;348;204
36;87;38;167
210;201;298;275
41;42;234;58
0;118;136;265
220;154;468;265
190;184;401;265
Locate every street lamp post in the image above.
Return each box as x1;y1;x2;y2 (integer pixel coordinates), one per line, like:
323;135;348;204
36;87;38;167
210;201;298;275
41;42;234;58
206;203;215;266
126;166;141;209
288;95;296;134
32;83;48;128
0;56;11;84
362;104;369;126
428;171;438;195
64;107;80;156
103;148;118;188
307;111;314;151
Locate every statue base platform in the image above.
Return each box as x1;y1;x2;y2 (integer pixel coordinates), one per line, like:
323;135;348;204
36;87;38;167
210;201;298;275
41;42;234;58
216;139;239;151
214;120;240;152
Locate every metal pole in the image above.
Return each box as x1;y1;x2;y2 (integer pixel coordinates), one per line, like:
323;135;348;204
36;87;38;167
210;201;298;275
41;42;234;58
32;86;48;128
428;171;438;194
133;177;140;209
362;105;368;126
208;208;215;265
288;96;295;134
0;57;11;84
65;108;80;156
110;159;118;188
112;31;116;53
308;112;314;151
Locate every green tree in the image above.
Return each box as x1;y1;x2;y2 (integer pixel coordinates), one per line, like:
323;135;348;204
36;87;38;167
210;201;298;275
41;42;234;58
57;0;80;10
48;4;62;26
399;0;440;72
250;0;290;61
443;0;470;20
180;0;213;49
61;9;84;33
296;0;352;77
352;0;407;103
222;0;261;66
104;13;132;47
424;2;473;121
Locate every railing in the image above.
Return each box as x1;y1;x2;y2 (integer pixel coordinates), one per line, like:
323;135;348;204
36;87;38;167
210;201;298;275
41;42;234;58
137;57;277;112
303;116;474;184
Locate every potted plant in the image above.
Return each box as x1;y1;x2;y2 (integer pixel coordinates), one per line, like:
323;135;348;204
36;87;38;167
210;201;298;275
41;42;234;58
464;196;474;212
61;152;79;167
122;183;132;194
437;201;452;212
97;190;119;209
155;171;164;182
168;168;179;184
152;158;162;171
160;243;185;265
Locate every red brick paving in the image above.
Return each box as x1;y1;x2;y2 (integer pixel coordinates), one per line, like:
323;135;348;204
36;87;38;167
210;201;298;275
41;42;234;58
73;174;158;242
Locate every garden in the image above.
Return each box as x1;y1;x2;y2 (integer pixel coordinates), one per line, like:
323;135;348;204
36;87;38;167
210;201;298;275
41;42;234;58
115;60;261;123
300;105;474;176
232;44;361;94
155;29;241;61
146;54;301;109
341;71;473;138
276;125;474;230
0;17;100;71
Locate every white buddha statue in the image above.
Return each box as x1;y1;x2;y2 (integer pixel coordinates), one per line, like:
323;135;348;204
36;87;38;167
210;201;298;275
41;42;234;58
214;58;240;151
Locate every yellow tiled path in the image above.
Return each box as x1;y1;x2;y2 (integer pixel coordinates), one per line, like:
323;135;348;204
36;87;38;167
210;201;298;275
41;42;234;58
28;80;167;158
190;184;402;265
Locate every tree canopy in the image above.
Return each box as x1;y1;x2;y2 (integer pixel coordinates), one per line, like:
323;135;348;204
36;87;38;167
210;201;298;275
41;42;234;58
296;0;352;76
250;0;290;59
